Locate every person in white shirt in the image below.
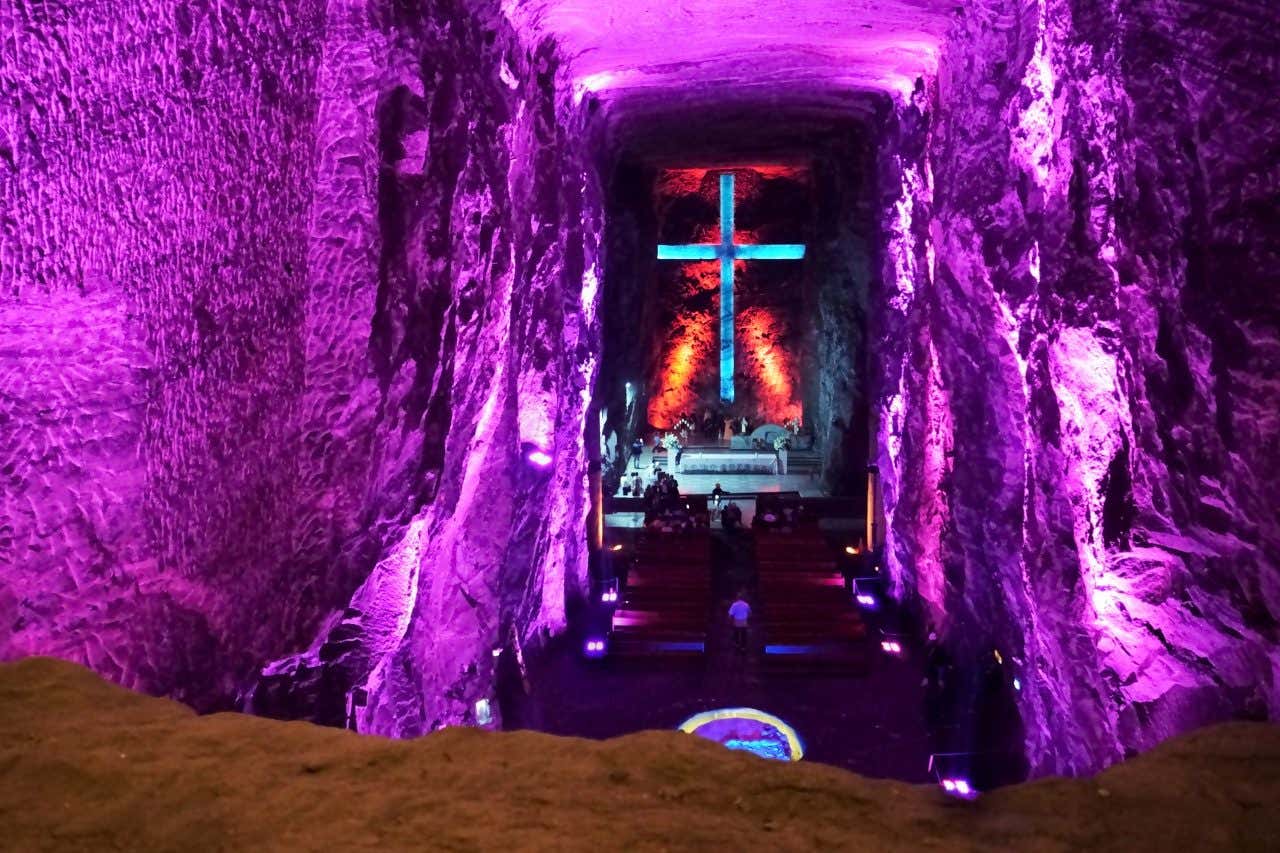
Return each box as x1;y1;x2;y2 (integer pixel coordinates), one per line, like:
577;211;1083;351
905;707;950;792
728;590;751;653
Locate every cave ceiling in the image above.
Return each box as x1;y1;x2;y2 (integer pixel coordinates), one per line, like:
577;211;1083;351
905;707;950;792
507;0;954;156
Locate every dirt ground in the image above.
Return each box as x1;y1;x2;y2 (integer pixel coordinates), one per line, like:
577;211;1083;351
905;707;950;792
1;657;1276;851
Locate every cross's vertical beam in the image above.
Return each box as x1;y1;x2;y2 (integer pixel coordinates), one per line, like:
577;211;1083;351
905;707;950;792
719;173;736;404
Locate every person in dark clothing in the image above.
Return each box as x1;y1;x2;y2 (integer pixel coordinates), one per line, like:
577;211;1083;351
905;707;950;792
711;483;724;507
631;437;644;470
721;500;743;531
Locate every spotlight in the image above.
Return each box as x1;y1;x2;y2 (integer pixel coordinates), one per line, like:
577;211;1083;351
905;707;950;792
491;647;503;658
1013;677;1022;691
526;449;553;467
610;544;624;552
880;640;902;655
600;590;618;604
845;545;859;555
856;593;877;609
940;777;976;799
584;638;607;658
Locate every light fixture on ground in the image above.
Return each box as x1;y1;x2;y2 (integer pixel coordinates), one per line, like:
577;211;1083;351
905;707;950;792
930;752;980;800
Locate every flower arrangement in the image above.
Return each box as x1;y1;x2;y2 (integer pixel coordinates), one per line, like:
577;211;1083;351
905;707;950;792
772;434;791;452
783;417;802;433
661;433;682;452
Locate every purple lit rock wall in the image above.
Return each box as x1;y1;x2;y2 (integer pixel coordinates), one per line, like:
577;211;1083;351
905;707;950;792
0;1;321;706
249;1;603;736
2;0;602;729
877;0;1280;774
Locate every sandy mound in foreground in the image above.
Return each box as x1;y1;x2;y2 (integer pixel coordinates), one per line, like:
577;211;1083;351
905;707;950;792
0;658;1276;851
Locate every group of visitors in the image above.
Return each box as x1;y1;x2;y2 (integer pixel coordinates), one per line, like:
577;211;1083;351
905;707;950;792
645;470;682;510
641;471;711;532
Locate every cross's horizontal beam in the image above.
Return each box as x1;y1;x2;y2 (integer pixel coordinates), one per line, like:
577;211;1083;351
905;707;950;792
657;244;720;260
734;244;806;260
656;243;807;261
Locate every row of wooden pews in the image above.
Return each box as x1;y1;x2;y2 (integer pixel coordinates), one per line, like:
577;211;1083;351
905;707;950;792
755;527;868;671
609;530;711;661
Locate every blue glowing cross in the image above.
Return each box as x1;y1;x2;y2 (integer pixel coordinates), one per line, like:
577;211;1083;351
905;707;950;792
657;173;805;403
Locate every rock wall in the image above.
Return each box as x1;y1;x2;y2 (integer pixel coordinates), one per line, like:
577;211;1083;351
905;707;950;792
1;0;603;730
877;0;1280;775
249;0;603;736
597;160;660;484
0;0;322;707
810;139;878;496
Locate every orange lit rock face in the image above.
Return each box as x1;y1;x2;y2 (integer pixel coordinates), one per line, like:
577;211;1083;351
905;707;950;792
648;167;810;428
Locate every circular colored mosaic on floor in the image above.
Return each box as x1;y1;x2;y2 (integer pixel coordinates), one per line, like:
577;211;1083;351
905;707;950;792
678;707;804;761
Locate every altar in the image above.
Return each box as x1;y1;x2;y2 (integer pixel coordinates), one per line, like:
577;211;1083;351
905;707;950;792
677;448;779;475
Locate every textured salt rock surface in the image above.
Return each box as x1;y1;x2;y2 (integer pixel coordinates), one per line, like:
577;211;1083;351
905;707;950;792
2;0;1277;777
0;0;321;706
874;0;1280;774
244;3;606;735
808;135;879;495
1;0;603;732
507;0;953;120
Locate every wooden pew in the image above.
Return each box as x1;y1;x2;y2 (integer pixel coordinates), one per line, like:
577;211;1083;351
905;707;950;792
754;531;868;672
607;532;711;662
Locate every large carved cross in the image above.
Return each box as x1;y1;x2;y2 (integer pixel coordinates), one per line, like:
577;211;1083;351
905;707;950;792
657;173;805;403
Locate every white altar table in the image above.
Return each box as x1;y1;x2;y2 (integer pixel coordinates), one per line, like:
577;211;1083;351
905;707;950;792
677;449;779;475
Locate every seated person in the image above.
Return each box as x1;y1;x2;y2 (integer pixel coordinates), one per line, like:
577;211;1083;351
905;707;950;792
721;500;743;531
753;509;778;530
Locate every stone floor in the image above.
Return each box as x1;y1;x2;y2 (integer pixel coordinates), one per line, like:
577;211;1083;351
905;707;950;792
503;529;934;782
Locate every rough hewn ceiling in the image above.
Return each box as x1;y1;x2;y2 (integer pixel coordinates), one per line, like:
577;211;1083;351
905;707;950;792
506;0;954;151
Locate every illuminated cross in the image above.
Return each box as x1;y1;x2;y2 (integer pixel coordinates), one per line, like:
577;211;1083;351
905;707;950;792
657;173;805;404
